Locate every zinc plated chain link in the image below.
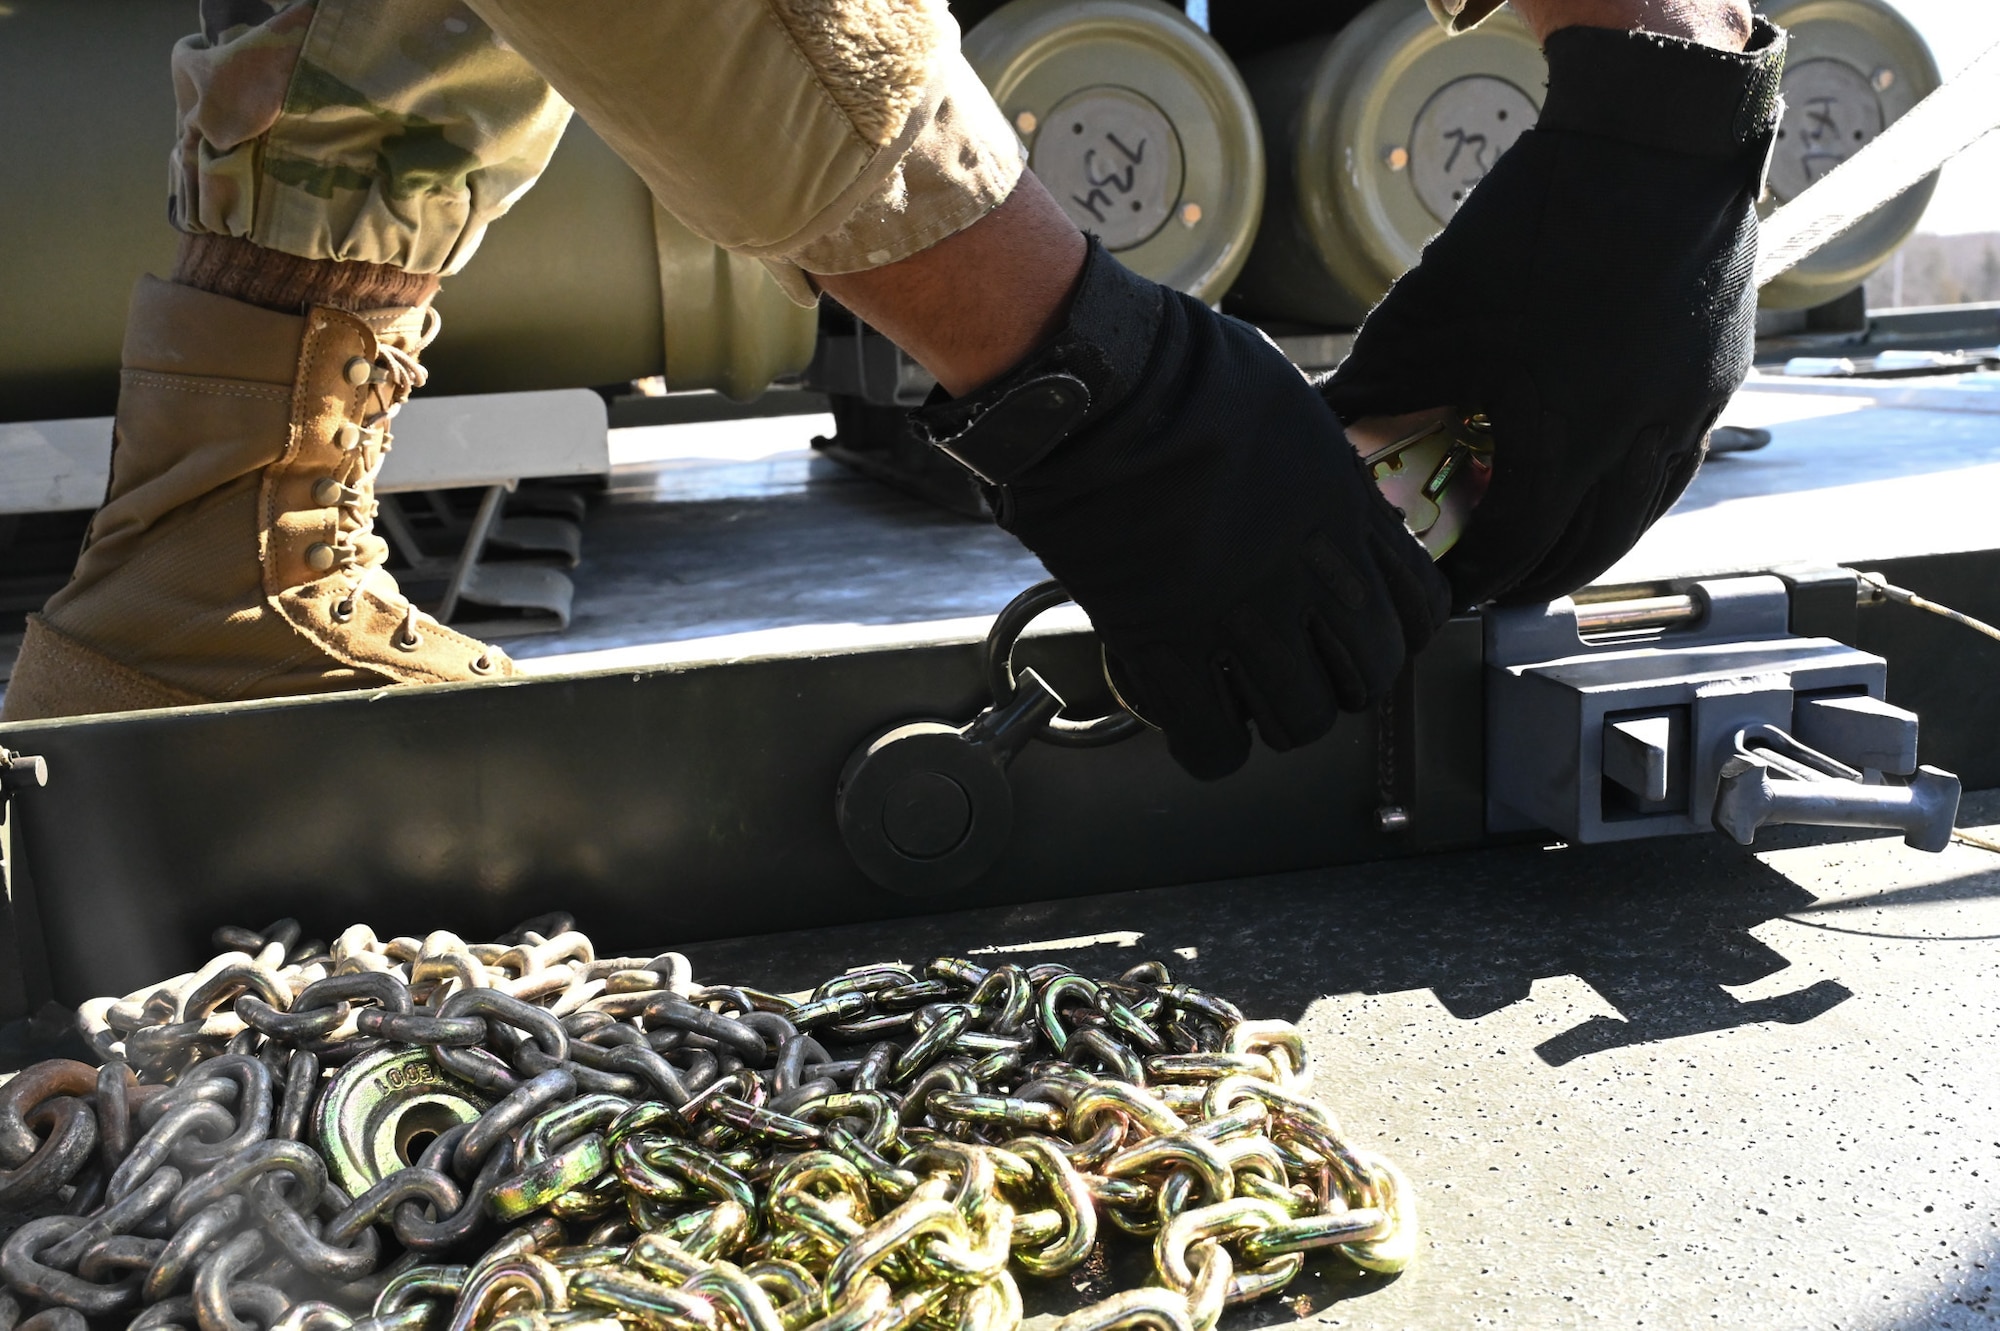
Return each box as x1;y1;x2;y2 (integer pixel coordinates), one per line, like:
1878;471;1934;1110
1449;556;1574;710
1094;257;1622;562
0;915;1415;1331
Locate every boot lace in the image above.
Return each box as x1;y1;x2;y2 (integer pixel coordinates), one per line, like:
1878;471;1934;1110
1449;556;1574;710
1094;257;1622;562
324;308;466;661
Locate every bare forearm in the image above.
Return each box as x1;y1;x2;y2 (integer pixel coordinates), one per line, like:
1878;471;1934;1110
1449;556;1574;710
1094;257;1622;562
813;173;1087;397
1509;0;1751;48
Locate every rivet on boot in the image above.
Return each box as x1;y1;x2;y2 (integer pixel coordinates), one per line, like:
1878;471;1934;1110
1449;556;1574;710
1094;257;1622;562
343;357;373;386
306;543;337;572
312;478;344;506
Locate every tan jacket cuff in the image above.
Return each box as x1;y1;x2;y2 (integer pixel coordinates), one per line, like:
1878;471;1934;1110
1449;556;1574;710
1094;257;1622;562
751;53;1026;306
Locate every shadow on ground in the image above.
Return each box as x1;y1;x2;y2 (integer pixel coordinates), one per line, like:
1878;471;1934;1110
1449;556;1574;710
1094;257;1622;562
690;786;2000;1071
688;824;1877;1069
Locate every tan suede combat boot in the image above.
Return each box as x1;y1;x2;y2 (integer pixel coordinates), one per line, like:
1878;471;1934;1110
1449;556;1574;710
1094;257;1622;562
0;277;513;722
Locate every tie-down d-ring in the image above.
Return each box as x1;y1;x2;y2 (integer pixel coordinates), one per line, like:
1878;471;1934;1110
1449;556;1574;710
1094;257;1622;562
837;581;1148;897
982;580;1147;748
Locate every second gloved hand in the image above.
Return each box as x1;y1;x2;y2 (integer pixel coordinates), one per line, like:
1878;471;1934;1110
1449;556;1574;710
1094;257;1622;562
912;239;1451;780
1320;19;1787;609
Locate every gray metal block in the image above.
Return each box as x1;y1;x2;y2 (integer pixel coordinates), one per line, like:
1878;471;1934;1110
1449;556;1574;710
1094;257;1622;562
1792;692;1920;774
1603;715;1672;803
1487;577;1893;845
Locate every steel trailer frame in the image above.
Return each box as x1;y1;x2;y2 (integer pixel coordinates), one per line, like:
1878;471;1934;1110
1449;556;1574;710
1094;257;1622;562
2;548;1994;1018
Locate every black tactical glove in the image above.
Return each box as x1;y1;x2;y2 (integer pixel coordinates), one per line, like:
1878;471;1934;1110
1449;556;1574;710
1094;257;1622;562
911;240;1451;780
1320;20;1786;608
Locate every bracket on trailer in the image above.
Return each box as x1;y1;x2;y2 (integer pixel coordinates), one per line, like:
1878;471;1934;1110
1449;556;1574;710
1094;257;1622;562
1484;574;1960;849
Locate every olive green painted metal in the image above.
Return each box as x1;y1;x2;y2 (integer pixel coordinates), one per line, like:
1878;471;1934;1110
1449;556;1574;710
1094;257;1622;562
1754;0;1942;312
0;0;820;422
417;117;666;401
1231;0;1545;327
0;0;184;424
964;0;1265;302
0;618;1434;1009
652;203;820;404
8;546;1998;1019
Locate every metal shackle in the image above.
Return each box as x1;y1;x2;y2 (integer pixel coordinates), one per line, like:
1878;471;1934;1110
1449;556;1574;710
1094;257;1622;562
836;581;1143;896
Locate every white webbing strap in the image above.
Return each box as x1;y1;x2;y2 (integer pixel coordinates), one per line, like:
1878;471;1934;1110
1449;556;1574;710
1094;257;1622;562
1756;38;2000;288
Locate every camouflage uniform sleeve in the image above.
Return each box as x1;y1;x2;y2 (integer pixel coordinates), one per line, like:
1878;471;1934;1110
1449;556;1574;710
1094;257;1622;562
171;0;1024;302
1427;0;1510;33
170;0;573;275
461;0;1025;303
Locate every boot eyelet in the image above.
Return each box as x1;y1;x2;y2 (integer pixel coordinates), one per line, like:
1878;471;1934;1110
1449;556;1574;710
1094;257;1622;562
343;357;373;386
393;628;421;652
312;477;344;506
470;654;495;676
305;542;337;573
330;596;355;624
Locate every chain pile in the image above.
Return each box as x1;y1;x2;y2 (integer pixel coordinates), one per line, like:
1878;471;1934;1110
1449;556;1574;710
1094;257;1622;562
0;915;1414;1331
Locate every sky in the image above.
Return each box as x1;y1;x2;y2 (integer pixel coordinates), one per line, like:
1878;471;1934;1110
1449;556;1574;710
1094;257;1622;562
1889;0;2000;235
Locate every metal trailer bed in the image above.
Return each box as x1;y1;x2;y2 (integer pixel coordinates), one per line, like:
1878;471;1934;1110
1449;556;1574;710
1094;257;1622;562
2;369;1998;1328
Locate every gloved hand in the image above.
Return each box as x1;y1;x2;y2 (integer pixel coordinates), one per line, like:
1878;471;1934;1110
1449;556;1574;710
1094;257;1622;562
1319;19;1786;608
911;239;1451;780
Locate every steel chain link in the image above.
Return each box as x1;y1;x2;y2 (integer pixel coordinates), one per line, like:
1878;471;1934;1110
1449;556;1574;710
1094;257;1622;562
0;915;1415;1330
